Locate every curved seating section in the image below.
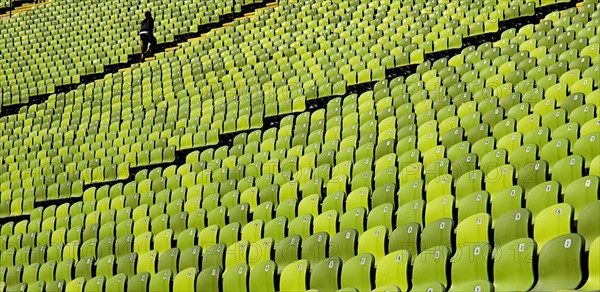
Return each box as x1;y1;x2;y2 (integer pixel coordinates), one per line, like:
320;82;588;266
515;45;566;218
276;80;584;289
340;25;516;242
0;0;599;291
0;0;249;107
0;0;559;109
1;0;584;207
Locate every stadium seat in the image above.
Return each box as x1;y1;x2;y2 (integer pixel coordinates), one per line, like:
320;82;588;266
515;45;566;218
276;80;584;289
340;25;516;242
493;238;536;291
580;237;600;291
375;250;411;291
530;234;584;291
578;201;600;251
280;259;310;292
534;203;574;250
388;222;420;260
412;246;450;290
309;256;342;291
421;218;454;252
249;261;277;292
494;208;531;247
449;243;491;290
340;253;375;291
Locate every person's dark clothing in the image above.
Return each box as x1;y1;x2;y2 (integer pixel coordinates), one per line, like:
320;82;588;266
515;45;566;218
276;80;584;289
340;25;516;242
139;16;156;57
140;33;157;55
140;17;154;35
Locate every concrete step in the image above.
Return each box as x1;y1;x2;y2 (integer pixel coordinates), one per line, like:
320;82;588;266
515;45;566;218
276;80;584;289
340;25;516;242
187;36;204;42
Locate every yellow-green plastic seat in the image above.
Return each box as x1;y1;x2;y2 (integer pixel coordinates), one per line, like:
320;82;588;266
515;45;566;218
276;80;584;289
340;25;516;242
449;243;491;290
580;237;600;291
173;267;198;291
275;234;301;272
455;213;491;248
223;263;249;291
196;266;221;292
301;232;329;266
249;261;277;292
84;276;105;292
494;208;531;248
534;203;573;250
357;225;388;264
493;238;536;291
309;256;342;291
421;217;454;253
375;250;411;291
412;246;450;290
530;233;584;291
280;259;310;292
106;274;127;292
564;176;599;220
525;180;560;221
65;277;86;292
577;201;600;251
340;253;375;291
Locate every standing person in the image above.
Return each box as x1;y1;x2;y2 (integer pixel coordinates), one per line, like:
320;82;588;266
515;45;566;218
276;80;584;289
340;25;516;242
139;11;157;61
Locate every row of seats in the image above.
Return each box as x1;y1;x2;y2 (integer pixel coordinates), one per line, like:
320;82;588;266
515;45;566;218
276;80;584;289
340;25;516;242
0;234;598;291
1;200;598;269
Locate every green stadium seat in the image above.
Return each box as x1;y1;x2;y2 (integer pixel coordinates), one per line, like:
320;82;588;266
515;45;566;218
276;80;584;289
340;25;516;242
564;176;599;220
280;259;310;292
128;272;150;291
449;243;491;290
375;250;411;291
421;218;454;254
309;256;342;291
249;260;277;292
340;253;375;291
577;201;600;251
412;246;450;290
196;266;221;292
531;234;584;291
534;203;574;250
301;232;329;266
493;238;536;291
357;226;388;263
275;234;301;272
173;267;197;291
580;237;600;291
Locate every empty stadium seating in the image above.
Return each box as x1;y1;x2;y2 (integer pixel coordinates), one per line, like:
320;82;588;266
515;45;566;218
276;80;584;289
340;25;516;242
0;0;598;290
